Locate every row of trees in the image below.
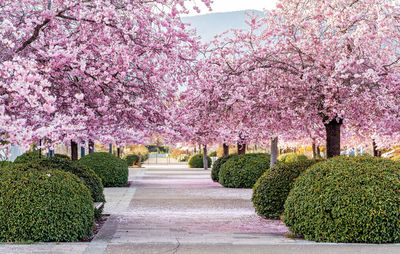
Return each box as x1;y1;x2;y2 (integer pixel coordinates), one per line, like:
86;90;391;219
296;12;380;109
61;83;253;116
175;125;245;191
0;0;212;158
2;0;400;165
168;0;400;167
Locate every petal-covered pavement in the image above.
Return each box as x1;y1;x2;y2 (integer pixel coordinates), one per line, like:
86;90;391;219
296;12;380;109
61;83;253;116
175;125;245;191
1;164;399;254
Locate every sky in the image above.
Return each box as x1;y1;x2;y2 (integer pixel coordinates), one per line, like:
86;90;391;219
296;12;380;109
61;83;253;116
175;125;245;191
187;0;278;16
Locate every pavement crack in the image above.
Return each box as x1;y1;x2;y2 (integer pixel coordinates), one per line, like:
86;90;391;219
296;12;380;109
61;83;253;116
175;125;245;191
172;238;181;254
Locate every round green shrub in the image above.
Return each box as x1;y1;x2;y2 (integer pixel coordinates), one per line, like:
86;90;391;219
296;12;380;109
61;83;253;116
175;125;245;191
37;157;105;203
0;162;94;242
208;151;217;157
252;159;323;219
0;161;12;168
188;154;212;168
283;156;400;243
124;154;140;166
211;154;237;182
14;150;41;163
277;153;308;163
79;152;128;187
54;153;70;160
36;157;104;219
142;153;149;161
218;153;270;188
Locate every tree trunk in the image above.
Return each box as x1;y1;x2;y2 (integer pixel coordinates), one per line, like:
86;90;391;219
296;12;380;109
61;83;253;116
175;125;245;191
88;140;95;154
317;146;321;158
223;143;229;156
312;142;317;159
117;147;121;158
237;143;246;155
38;139;42;158
138;153;142;168
270;137;278;168
109;144;113;154
71;140;78;161
194;146;197;154
373;140;381;157
325;118;343;158
203;144;208;170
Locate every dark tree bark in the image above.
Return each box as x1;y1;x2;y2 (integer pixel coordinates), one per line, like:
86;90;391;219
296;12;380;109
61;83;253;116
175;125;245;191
270;137;278;168
223;143;229;156
312;142;317;159
88;140;95;154
38;139;42;158
237;143;246;155
71;140;78;161
117;147;121;158
373;140;381;157
109;144;113;154
203;144;208;170
325;118;343;158
317;146;321;158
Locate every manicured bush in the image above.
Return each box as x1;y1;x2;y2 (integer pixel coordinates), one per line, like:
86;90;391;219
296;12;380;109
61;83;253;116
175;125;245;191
54;153;70;160
0;161;12;168
142;153;149;161
218;153;270;188
14;150;41;163
283;156;400;243
79;152;128;187
37;157;105;219
208;151;217;157
211;154;237;182
188;154;212;168
277;153;308;163
252;159;323;219
0;162;94;242
124;154;140;166
37;157;105;203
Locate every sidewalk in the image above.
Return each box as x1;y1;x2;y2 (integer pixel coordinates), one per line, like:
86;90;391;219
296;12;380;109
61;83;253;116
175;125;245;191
0;165;399;254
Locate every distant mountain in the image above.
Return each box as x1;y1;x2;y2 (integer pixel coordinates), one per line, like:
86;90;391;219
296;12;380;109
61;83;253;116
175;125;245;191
182;10;264;42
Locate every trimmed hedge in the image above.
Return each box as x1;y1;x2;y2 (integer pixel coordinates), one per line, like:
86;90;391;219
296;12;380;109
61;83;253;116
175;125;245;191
0;161;12;168
277;153;308;163
218;153;270;188
188;154;212;168
208;151;217;157
37;157;105;203
124;154;140;166
54;153;70;160
14;150;41;164
0;162;94;242
252;159;322;219
211;154;237;182
283;156;400;243
79;152;128;187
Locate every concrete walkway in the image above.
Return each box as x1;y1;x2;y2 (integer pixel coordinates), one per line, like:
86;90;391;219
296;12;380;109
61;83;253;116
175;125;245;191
1;165;400;254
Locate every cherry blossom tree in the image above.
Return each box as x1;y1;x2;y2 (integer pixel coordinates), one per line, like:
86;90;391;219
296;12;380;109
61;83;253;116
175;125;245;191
202;0;400;158
0;0;211;157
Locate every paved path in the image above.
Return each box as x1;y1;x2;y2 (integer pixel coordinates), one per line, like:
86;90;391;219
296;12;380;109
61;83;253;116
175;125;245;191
1;165;400;253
